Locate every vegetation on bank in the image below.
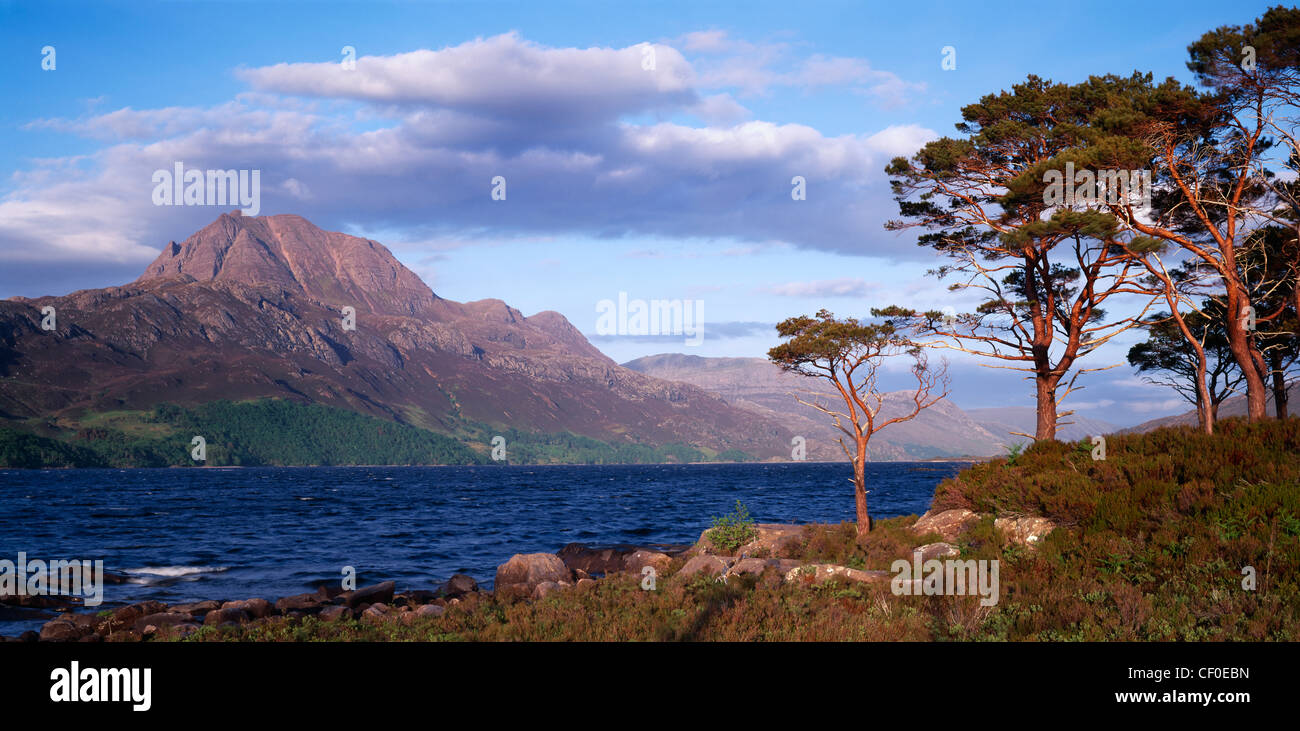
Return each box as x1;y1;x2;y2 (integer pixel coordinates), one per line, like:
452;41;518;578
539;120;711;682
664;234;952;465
172;419;1298;641
446;419;750;465
707;500;759;553
0;398;754;468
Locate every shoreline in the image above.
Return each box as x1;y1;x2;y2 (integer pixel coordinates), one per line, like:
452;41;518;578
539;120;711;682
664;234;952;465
2;513;1050;643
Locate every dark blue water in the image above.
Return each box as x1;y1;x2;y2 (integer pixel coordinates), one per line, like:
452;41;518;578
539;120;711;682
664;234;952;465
0;462;969;633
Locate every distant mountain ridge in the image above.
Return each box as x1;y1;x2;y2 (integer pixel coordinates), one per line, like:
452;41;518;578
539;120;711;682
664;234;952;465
0;212;795;461
623;353;1015;460
965;407;1118;444
1123;383;1299;433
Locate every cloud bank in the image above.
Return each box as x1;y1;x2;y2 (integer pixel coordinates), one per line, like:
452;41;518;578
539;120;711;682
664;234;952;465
1;32;937;294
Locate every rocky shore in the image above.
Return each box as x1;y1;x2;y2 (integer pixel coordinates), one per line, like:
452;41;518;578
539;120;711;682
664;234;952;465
3;510;1055;643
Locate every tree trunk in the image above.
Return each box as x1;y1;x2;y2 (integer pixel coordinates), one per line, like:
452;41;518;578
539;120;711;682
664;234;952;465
1196;356;1213;434
1294;221;1300;324
1034;375;1058;441
853;436;869;537
1226;289;1270;421
1269;349;1289;419
1162;280;1213;433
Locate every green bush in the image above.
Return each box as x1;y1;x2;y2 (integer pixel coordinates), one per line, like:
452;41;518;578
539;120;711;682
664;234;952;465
707;500;758;552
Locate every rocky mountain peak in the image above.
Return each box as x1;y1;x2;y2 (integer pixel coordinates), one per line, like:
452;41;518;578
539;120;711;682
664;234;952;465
135;212;444;318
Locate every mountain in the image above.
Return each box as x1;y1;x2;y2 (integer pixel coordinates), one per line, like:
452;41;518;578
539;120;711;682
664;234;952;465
965;407;1118;443
622;353;1009;460
0;212;795;461
1123;383;1298;433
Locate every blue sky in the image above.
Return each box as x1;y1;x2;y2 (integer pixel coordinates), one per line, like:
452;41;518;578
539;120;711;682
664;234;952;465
0;0;1283;425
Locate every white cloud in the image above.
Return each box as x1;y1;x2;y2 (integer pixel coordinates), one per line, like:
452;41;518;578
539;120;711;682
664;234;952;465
680;31;925;105
761;278;876;297
238;33;696;123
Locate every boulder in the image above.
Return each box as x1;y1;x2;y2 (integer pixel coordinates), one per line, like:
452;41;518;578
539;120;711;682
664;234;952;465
315;584;345;601
532;581;562;600
912;509;980;542
784;564;892;586
339;581;396;609
557;543;689;575
319;606;353;622
415;604;446;618
133;612;197;633
913;542;960;561
110;601;168;630
556;544;627;575
725;558;804;579
624;550;672;575
172;600;223;617
458;592;486;610
69;613;101;636
222;598;273;619
275;593;323;613
994;515;1056;547
443;574;478;597
694;523;807;558
171;624;202;639
39;619;81;642
202;607;250;626
677;555;731;579
495;553;572;600
144;621;200;639
397;590;439;606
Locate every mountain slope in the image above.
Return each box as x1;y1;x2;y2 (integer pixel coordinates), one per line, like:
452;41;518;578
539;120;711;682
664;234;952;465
1123;383;1298;433
0;212;794;461
623;353;1008;460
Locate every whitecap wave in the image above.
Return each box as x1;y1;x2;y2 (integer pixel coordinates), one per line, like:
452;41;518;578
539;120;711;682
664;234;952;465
123;565;229;578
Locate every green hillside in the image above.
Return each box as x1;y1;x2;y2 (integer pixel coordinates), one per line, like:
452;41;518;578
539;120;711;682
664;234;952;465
0;398;755;468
